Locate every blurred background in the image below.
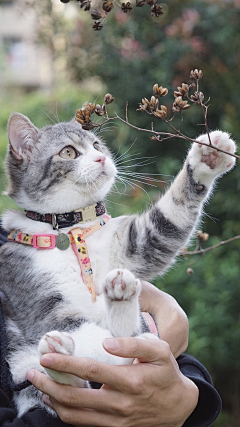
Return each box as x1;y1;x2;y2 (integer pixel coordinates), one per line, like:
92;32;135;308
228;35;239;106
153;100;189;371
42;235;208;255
0;0;240;424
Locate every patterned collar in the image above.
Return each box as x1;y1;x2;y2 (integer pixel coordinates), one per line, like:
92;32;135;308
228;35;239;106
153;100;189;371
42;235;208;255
25;202;106;229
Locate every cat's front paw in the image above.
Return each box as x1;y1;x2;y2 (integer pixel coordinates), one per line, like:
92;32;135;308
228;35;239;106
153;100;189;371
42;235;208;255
103;269;141;302
38;332;85;387
188;131;237;182
38;331;75;358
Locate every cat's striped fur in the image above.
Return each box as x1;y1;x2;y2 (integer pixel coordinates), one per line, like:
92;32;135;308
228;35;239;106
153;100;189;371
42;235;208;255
0;113;236;415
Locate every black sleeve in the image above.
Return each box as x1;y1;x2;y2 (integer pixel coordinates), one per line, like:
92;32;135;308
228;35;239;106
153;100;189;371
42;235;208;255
0;390;73;427
178;354;222;427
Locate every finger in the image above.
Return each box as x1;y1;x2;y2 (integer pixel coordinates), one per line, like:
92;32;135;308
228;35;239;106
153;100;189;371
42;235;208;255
47;401;122;427
103;336;173;365
27;368;129;407
40;354;134;389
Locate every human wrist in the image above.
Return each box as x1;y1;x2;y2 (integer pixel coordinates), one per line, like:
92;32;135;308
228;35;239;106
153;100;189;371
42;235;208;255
178;373;199;424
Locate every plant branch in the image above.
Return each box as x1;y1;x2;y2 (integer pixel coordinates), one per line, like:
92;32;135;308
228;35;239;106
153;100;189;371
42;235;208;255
182;235;240;255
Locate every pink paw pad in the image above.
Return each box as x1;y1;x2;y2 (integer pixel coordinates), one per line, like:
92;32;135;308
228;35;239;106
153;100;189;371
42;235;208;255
213;136;221;145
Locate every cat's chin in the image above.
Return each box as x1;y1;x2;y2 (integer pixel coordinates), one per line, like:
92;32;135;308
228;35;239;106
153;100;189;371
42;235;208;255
13;179;114;214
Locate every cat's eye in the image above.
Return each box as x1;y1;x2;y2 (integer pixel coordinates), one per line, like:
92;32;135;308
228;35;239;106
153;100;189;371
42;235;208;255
59;146;79;160
93;142;101;151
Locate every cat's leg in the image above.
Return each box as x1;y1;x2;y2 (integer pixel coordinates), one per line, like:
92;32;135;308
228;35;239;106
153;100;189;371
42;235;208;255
111;131;236;278
102;268;142;337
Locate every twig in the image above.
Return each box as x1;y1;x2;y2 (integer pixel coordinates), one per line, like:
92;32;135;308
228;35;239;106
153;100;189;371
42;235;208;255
182;235;240;255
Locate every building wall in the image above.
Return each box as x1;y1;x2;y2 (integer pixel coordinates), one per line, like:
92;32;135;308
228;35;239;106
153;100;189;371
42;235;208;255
0;1;53;90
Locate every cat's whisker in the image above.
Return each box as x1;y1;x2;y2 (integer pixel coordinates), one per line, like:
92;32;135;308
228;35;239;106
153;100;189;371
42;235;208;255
114;153;143;165
37;108;58;125
105;199;130;208
117;159;156;169
117;171;166;184
114;140;137;162
117;173;158;188
116;176;151;201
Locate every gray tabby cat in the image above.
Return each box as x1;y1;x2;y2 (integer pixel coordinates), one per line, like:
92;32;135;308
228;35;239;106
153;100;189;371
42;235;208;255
0;112;236;416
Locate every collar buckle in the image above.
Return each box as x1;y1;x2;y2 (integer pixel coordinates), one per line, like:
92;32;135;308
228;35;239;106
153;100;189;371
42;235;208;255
75;204;97;223
52;214;59;230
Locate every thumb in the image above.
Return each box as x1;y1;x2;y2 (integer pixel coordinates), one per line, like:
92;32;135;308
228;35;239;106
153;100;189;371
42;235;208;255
103;336;173;365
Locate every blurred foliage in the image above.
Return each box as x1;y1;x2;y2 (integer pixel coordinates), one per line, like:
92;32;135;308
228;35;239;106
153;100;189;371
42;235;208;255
1;0;240;424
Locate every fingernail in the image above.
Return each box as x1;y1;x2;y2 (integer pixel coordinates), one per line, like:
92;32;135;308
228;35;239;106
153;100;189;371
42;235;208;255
26;370;35;381
43;394;53;408
103;338;119;351
41;354;54;367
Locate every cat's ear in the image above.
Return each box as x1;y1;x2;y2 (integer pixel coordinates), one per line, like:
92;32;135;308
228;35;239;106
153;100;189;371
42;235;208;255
7;113;39;160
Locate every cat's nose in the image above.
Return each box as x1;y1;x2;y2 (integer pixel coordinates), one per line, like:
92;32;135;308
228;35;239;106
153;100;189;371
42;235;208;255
95;155;106;166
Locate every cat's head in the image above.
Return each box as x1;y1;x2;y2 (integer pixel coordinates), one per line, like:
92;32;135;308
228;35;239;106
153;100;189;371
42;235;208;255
6;113;117;213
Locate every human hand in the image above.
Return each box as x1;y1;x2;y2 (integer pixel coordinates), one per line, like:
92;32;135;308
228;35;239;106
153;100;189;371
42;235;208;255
27;336;199;427
140;281;189;357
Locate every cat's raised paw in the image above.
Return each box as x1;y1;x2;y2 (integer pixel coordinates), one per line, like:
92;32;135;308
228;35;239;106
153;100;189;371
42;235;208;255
38;330;75;358
103;269;141;302
189;131;237;178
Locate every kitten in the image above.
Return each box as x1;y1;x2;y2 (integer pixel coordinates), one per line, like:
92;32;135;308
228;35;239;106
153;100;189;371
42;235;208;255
0;112;236;416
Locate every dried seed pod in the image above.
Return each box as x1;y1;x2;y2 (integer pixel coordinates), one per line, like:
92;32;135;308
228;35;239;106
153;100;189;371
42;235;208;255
149;95;159;110
102;1;114;12
150;135;160;141
151;4;163;16
95;104;105;116
153;84;168;98
172;96;190;113
102;104;107;114
136;0;146;6
80;0;91;10
190;69;203;80
174;83;189;98
92;21;103;30
83;103;96;114
82;120;96;130
75;108;91;124
138;98;149;112
147;0;157;5
121;2;133;12
187;268;194;275
154;105;167;119
138;97;158;113
196;230;209;242
190;91;204;104
91;8;102;19
104;93;115;104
